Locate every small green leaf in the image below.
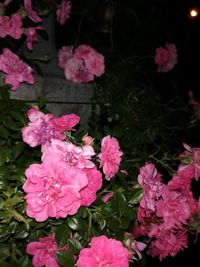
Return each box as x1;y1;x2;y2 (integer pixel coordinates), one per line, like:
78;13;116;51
55;222;69;247
0;127;9;139
128;188;143;205
68;239;82;254
0;147;11;166
12;142;25;160
0;85;10;103
56;250;74;267
67;217;79;231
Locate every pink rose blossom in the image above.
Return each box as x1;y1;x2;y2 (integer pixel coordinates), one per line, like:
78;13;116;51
0;13;22;39
99;135;123;180
149;229;188;260
138;162;162;187
42;139;95;169
82;135;94;146
180;143;200;180
26;233;66;267
56;0;72;25
77;235;129;267
24;0;42;23
156;188;191;229
51;113;80;132
22;108;79;147
74;44;105;76
155;43;177;73
23;154;88;221
102;192;115;203
80;167;102;206
0;48;34;90
64;57;94;83
57;45;73;69
26;26;44;50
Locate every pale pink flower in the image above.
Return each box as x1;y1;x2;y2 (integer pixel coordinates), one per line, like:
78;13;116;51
155;43;177;73
0;13;22;39
56;0;72;25
57;45;73;69
23;154;88;222
99;135;123;180
22;108;79;147
42;139;95;169
74;44;105;76
80;167;102;206
102;192;115;203
26;26;44;50
82;135;94;146
64;57;94;83
149;229;188;260
24;0;42;23
26;233;65;267
77;235;129;267
0;48;34;90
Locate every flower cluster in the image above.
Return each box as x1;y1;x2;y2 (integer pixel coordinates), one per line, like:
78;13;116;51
22;107;123;222
57;44;105;83
133;143;200;260
154;43;177;73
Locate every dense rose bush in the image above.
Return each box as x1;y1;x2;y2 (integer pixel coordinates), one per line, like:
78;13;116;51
0;1;200;267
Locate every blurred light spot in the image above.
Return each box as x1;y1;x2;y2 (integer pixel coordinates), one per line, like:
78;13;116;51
189;8;198;18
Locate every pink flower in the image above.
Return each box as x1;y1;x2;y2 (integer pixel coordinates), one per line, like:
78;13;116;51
24;0;42;23
82;135;94;146
99;135;123;180
156;188;191;229
74;44;105;76
0;13;22;39
0;48;34;90
64;57;94;83
149;229;188;260
22;108;79;147
23;154;88;221
56;0;72;25
26;26;44;50
181;143;200;180
80;167;102;206
138;162;162;187
42;139;95;169
51;113;80;132
57;45;73;69
77;235;129;267
26;233;66;267
155;43;177;73
102;192;115;203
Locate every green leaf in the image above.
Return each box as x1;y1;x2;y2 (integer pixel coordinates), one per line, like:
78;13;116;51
14;225;29;239
0;261;10;267
0;127;9;139
67;217;79;231
12;142;25;160
10;110;25;124
128;188;143;205
56;250;74;267
0;85;10;103
0;147;11;166
17;255;30;267
55;222;69;247
0;244;10;259
68;239;82;254
114;192;127;217
38;95;46;110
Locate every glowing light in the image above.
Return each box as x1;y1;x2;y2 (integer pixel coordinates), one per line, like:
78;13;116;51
189;8;198;18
